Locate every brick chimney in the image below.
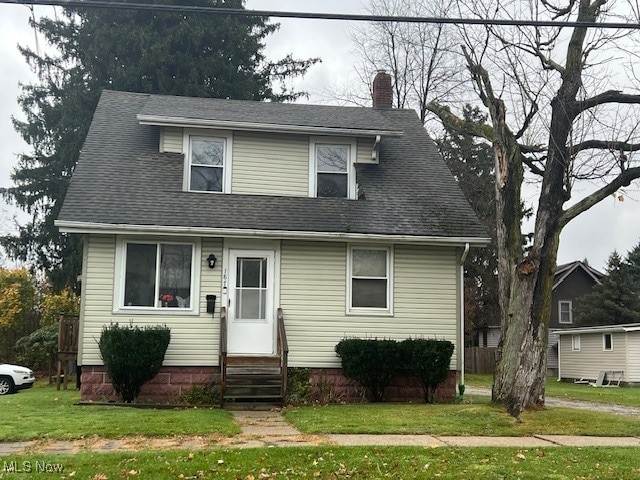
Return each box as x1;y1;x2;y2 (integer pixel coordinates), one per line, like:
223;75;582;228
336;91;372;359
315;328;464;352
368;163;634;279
372;70;393;109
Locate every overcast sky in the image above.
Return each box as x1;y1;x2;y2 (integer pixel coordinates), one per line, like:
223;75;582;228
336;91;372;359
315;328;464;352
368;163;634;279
0;1;638;271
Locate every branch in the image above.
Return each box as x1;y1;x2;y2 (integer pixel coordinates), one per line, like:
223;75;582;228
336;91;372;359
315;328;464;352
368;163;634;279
577;90;640;113
569;139;640;156
521;157;546;176
427;102;546;177
559;166;640;227
426;102;493;142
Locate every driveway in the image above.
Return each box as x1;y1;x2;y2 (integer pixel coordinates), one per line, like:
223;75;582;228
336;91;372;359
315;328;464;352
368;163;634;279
465;386;640;417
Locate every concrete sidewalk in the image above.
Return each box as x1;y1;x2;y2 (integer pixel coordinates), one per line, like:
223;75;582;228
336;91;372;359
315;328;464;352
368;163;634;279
1;410;639;456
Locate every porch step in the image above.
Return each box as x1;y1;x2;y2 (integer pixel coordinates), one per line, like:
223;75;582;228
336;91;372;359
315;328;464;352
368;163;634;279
223;359;284;404
226;356;280;366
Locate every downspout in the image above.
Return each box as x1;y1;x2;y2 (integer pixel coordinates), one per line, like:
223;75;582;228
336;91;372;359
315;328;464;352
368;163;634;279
459;243;470;390
557;334;562;381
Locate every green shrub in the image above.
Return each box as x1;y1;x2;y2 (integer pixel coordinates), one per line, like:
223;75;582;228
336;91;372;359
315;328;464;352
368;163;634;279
180;382;221;405
335;338;401;402
286;368;313;405
401;338;454;403
98;323;171;403
16;323;58;371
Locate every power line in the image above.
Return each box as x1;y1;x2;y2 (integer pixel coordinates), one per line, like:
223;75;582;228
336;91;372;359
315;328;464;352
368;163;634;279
4;0;640;30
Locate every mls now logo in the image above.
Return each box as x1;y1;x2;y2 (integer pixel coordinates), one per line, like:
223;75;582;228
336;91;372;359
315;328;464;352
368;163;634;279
3;460;64;473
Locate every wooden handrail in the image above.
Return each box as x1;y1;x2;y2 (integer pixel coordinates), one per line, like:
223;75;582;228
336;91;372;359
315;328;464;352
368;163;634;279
219;306;227;407
277;308;288;400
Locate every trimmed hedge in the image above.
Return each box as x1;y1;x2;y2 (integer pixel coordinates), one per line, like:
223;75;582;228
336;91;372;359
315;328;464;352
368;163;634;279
335;339;401;402
335;337;454;403
98;323;171;403
401;338;454;403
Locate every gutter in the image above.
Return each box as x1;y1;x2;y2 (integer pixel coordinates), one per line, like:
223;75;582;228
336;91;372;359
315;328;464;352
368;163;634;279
55;220;492;247
137;114;404;138
555;324;640;335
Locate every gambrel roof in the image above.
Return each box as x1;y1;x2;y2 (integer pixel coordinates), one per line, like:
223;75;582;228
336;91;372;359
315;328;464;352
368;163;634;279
57;90;488;244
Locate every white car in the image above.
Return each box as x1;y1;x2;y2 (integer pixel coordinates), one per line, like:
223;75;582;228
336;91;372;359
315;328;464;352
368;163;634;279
0;364;35;395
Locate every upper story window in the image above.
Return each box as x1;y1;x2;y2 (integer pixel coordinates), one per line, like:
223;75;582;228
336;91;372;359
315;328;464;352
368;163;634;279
115;239;200;313
309;137;356;199
185;130;233;193
347;245;393;315
558;300;572;324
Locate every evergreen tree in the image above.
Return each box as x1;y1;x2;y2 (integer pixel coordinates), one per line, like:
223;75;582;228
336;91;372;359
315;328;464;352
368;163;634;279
3;0;317;290
436;105;499;343
574;242;640;326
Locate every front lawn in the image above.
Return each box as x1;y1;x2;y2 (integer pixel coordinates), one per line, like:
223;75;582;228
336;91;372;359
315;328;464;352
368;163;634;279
0;381;239;441
2;447;640;479
284;399;640;436
465;374;640;407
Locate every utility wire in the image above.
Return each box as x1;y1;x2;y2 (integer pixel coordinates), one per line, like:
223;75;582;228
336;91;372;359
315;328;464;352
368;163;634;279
3;0;640;30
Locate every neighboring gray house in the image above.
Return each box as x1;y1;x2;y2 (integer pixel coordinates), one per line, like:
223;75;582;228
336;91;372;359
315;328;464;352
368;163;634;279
547;261;605;375
557;323;640;384
475;261;604;375
55;72;488;403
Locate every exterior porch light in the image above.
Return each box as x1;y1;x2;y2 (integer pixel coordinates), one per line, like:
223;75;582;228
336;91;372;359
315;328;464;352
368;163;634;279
207;254;217;269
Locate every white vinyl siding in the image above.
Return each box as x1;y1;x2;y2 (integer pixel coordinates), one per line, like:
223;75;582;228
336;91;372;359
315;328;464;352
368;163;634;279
627;335;640;382
279;241;458;368
79;234;222;367
559;332;627;381
232;132;308;196
356;137;376;164
160;127;183;153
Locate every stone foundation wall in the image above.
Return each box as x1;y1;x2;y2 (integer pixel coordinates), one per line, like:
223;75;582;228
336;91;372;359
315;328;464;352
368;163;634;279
81;365;456;404
309;368;457;403
80;366;219;403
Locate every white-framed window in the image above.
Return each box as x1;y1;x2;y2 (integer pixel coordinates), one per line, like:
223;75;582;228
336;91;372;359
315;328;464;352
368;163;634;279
115;238;200;313
184;130;233;193
603;333;613;351
571;334;581;351
309;137;356;199
558;300;573;324
347;245;393;315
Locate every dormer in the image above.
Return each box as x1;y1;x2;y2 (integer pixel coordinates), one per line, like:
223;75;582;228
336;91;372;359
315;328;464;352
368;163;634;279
137;72;402;200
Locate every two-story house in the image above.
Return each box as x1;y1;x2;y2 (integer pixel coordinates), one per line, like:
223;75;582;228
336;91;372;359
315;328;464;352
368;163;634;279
56;72;488;403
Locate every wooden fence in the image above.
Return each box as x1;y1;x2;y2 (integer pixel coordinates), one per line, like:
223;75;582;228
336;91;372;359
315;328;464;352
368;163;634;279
465;347;498;374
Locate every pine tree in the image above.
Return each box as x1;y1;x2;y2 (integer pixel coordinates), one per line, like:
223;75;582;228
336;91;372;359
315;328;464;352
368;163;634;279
3;0;317;290
437;105;499;342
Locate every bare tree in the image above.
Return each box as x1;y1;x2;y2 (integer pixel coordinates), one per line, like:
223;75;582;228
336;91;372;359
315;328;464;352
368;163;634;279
429;0;640;417
341;0;466;121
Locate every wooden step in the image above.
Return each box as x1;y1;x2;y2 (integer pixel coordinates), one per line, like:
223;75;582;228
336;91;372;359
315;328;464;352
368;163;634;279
226;366;281;376
222;355;284;404
226;356;280;366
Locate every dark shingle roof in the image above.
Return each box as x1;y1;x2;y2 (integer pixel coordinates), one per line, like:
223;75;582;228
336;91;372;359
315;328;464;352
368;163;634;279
139;94;401;132
57;90;488;240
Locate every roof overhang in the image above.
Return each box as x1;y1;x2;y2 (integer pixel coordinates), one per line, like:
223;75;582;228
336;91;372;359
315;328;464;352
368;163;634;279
56;220;491;247
555;323;640;335
553;262;604;290
137;114;404;138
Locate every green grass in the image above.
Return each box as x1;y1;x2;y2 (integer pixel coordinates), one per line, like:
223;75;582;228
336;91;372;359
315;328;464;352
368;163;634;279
465;374;640;407
284;399;640;436
0;381;239;441
2;447;640;479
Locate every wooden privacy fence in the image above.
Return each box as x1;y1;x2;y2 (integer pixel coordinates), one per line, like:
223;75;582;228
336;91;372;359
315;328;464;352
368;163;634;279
465;347;498;374
57;315;79;390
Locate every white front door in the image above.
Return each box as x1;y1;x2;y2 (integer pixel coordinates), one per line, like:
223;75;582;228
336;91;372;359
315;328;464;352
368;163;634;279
227;250;276;355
